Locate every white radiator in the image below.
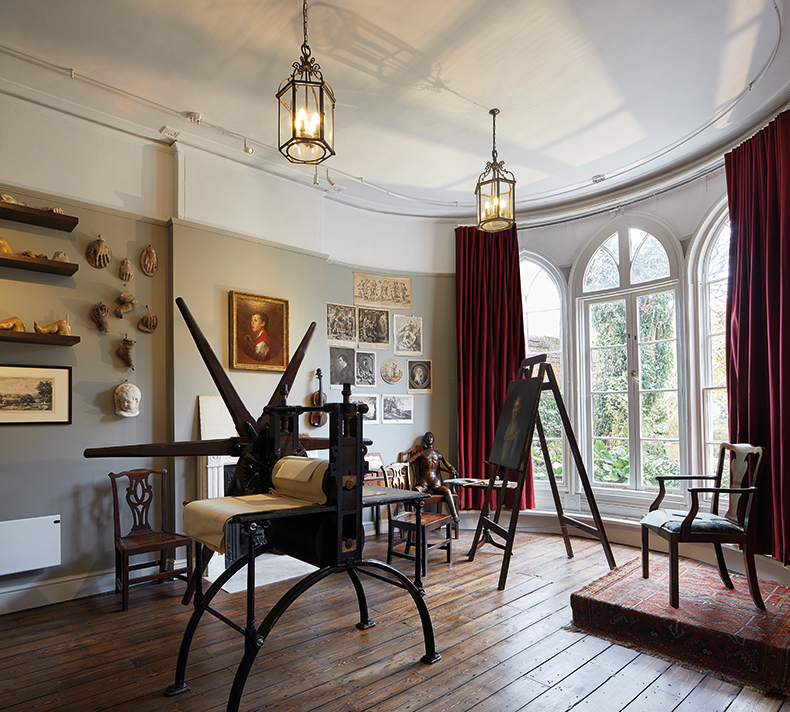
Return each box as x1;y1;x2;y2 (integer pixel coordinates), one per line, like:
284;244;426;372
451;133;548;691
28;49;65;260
0;515;61;575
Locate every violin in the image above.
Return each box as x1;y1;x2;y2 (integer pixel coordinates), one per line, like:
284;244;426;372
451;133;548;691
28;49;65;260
309;368;328;427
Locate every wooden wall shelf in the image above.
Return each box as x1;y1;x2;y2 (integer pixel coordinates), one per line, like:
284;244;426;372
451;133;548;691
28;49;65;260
0;331;80;347
0;253;79;276
0;202;79;232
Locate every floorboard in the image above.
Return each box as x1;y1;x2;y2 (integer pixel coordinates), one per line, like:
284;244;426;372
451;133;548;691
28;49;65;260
0;530;786;712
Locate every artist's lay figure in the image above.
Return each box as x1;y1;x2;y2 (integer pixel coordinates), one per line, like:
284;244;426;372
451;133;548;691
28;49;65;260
411;431;460;523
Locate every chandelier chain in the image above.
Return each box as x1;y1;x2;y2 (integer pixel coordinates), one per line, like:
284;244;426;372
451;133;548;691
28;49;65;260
302;0;310;56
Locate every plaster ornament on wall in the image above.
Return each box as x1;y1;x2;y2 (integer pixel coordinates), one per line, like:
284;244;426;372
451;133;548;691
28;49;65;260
85;235;112;269
114;382;141;418
138;313;158;333
116;337;136;370
0;193;25;205
114;291;139;318
0;237;12;253
0;316;25;332
34;319;71;336
119;258;134;281
90;302;110;333
51;251;69;262
139;244;158;276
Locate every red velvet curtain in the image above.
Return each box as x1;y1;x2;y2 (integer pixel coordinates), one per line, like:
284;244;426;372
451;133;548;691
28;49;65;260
455;224;533;510
724;111;790;561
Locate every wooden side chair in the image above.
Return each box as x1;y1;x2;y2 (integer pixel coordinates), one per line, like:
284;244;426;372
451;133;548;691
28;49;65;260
109;468;193;611
398;444;460;539
384;464;452;577
641;443;765;609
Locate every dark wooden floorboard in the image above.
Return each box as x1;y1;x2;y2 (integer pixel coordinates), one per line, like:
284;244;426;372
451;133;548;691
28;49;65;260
0;531;786;712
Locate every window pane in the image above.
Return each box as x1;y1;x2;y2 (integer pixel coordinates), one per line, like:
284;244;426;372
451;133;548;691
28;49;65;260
631;232;670;284
524;268;560;312
525;310;561;354
704;388;729;442
592;393;629;438
531;438;562;481
637;291;676;341
641;440;680;488
591;346;628;391
710;334;727;387
708;280;727;334
593;439;630;484
707;225;730;280
641;391;679;438
584;242;619;292
639;342;677;390
589;300;626;346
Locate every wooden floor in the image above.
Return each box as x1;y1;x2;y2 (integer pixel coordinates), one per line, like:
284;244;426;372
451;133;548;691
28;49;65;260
2;531;788;712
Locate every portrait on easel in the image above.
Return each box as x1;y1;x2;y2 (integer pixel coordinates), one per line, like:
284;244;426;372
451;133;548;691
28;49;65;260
488;378;541;471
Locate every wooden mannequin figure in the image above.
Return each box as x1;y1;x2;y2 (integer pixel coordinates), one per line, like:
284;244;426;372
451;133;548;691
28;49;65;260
413;431;460;522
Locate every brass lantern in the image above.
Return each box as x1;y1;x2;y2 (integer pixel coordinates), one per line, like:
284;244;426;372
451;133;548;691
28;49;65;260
276;0;335;164
475;109;516;232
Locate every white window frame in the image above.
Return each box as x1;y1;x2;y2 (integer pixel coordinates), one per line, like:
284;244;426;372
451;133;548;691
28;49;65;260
519;250;569;507
570;215;689;519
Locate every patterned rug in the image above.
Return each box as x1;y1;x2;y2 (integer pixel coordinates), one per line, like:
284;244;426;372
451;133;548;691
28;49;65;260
570;557;790;696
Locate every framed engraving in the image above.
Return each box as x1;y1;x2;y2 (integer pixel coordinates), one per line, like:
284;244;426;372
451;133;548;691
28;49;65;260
382;394;413;424
329;346;355;389
380;357;404;385
355;394;380;424
355;351;376;387
407;359;432;394
0;364;72;425
229;291;288;371
357;307;390;350
327;303;357;347
353;272;412;309
393;315;423;356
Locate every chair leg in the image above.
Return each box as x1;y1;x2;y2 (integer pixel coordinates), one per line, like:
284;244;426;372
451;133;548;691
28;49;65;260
641;525;649;579
446;524;452;564
713;543;734;589
122;552;131;612
743;545;766;610
387;525;394;565
114;546;123;593
669;537;679;608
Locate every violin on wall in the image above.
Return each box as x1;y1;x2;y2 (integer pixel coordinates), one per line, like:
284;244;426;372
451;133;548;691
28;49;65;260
308;368;328;427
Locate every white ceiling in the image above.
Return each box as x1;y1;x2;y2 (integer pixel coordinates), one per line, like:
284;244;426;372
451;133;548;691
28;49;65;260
1;0;789;224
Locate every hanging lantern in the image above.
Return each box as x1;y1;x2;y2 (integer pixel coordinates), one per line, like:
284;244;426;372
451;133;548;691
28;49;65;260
276;0;335;164
475;108;516;232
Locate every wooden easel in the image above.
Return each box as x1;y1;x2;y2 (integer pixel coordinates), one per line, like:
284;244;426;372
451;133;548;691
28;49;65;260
467;354;616;589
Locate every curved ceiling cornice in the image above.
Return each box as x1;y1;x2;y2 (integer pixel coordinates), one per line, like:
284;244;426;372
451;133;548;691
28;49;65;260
0;0;788;224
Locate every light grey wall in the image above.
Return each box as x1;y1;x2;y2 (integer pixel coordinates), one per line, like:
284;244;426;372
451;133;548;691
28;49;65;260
0;184;170;610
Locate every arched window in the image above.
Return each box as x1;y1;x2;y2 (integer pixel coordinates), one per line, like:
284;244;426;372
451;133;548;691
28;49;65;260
698;218;731;481
520;253;565;482
575;220;684;497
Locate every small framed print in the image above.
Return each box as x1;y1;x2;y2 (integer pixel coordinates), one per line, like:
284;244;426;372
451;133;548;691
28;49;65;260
380;357;403;385
357;307;389;349
327;303;357;347
407;359;432;394
393;315;423;356
229;291;288;372
355;395;380;424
355;351;376;387
0;365;72;424
329;346;355;389
382;394;413;424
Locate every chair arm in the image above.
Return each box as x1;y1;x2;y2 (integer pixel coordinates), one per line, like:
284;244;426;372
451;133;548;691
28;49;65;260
685;486;757;528
689;486;757;495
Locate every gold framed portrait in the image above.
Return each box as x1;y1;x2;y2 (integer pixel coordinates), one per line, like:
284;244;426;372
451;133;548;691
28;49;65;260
229;291;289;371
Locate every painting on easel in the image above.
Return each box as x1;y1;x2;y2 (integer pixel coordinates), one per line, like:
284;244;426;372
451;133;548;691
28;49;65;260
488;377;541;471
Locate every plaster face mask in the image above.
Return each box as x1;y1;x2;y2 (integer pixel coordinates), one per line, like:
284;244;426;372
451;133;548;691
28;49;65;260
114;383;142;418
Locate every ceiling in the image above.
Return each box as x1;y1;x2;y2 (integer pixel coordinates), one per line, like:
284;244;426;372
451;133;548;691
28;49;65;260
1;0;789;224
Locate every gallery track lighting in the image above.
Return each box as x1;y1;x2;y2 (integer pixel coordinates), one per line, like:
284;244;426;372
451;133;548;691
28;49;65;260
244;139;254;154
276;0;335;165
475;108;516;232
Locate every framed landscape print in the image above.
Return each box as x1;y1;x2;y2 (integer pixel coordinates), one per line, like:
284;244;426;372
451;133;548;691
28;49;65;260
229;291;288;372
355;394;380;424
382;394;413;424
0;365;72;424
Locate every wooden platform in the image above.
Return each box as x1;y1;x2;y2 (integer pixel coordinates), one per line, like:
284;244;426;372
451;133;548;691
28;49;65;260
0;532;785;711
